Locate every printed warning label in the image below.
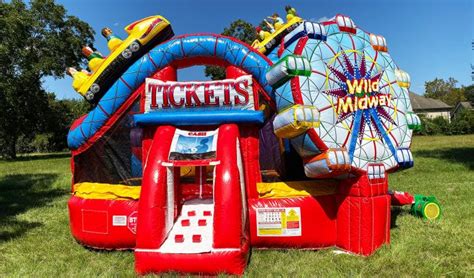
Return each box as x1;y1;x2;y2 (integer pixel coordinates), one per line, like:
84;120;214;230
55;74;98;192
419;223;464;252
112;215;127;226
256;207;301;237
127;211;138;234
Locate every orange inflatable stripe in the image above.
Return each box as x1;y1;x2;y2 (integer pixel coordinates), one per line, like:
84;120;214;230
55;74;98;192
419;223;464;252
372;45;388;52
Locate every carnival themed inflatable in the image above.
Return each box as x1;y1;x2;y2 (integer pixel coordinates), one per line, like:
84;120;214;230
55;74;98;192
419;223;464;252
66;9;441;275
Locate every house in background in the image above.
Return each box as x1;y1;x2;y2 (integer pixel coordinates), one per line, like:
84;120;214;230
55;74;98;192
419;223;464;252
409;92;452;122
451;101;473;119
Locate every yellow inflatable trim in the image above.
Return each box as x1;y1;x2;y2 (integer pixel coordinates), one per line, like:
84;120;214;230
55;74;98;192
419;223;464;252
74;182;141;200
255;16;302;54
257;180;337;199
78;15;171;95
397;81;410;88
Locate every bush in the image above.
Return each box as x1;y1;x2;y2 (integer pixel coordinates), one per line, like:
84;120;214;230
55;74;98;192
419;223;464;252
16;133;56;153
416;110;474;136
417;116;439;135
30;133;55;153
15;135;34;154
450;110;474;134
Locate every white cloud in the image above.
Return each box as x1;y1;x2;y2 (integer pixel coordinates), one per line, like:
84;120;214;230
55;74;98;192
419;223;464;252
314;16;330;23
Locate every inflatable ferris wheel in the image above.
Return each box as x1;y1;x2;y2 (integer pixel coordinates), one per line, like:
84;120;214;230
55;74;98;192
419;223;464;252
266;14;421;178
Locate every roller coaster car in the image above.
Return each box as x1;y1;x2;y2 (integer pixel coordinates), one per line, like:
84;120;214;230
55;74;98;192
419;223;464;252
79;15;174;105
255;17;302;54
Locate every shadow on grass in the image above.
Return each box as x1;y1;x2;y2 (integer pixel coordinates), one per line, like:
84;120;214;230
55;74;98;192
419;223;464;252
413;147;474;170
391;206;418;229
0;174;67;242
391;207;403;229
13;152;70;162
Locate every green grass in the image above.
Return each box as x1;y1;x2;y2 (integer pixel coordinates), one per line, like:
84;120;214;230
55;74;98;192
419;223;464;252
0;136;473;277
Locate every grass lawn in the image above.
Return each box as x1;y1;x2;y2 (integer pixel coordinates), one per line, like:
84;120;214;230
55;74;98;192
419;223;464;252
0;135;473;277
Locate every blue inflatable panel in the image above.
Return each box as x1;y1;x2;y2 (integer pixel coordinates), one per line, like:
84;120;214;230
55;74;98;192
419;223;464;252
68;34;273;150
131;154;143;178
133;110;265;126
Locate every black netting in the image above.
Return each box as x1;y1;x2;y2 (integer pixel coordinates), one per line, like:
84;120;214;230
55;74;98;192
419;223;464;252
73;101;142;186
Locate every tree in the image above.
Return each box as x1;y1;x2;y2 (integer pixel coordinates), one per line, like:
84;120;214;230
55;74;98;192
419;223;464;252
424;78;468;106
14;94;90;153
424;78;458;99
40;93;90;151
204;19;257;80
464;84;474;103
0;0;94;159
442;87;466;106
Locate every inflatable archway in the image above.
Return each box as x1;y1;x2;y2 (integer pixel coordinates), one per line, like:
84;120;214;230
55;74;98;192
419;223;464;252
68;33;274;150
66;10;439;275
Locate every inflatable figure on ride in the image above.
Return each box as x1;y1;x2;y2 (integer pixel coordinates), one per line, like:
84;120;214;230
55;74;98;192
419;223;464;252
65;10;440;276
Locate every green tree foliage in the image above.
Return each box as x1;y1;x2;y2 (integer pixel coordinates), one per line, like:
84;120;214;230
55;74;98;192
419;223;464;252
0;0;94;159
204;19;257;80
424;78;467;106
42;94;90;151
15;94;90;153
442;87;467;106
464;84;474;103
424;78;458;99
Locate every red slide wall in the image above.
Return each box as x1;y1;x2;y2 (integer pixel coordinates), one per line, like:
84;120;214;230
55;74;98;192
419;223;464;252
134;124;249;275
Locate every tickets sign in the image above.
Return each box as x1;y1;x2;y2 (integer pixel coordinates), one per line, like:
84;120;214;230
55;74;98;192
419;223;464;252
144;75;255;112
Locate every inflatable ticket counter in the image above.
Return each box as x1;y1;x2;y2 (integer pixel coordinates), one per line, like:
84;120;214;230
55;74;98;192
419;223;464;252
65;10;432;275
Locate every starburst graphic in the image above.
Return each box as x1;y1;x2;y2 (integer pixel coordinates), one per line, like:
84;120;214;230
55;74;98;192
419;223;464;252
322;50;397;160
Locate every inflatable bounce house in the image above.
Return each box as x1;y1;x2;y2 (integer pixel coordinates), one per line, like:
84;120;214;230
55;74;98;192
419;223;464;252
66;9;441;275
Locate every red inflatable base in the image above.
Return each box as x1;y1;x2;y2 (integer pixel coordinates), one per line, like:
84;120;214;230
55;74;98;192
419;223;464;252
336;194;391;255
135;241;250;275
249;195;337;249
68;196;138;249
249;193;390;256
69;194;390;256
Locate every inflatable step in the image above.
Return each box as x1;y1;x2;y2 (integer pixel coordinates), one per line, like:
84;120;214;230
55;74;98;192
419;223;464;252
158;198;214;254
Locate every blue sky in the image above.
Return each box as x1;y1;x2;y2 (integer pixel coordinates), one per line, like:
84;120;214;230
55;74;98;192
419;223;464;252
43;0;473;99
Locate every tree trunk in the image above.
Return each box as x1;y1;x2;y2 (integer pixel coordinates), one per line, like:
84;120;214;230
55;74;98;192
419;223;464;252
4;134;17;160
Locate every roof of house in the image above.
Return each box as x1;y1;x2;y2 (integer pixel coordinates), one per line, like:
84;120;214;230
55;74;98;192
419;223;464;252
452;101;473;115
409;92;452;111
456;101;473;110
